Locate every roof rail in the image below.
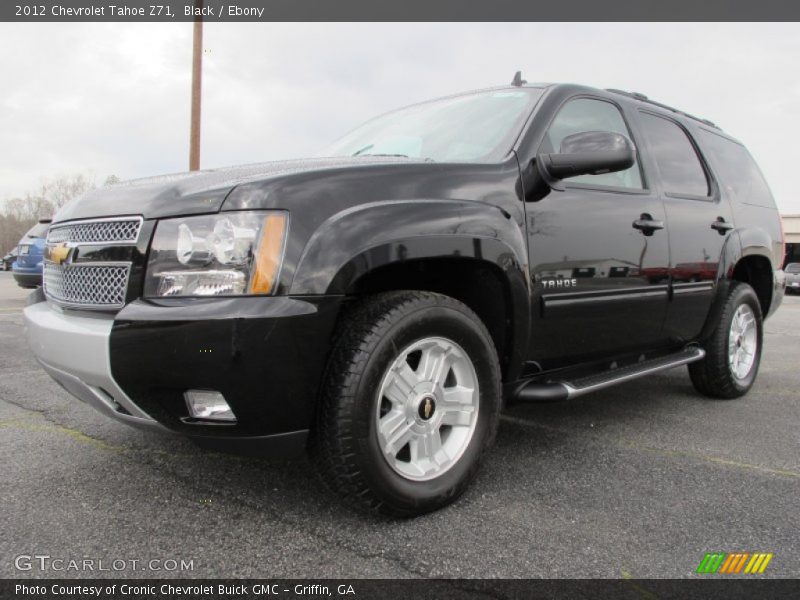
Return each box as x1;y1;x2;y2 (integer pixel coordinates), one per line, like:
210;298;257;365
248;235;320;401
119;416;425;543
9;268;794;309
605;88;719;130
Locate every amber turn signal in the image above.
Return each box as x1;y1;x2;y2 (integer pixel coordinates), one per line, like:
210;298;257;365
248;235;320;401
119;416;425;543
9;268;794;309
250;214;287;294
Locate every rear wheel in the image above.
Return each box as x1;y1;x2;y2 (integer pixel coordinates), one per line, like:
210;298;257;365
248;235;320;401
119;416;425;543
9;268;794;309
689;281;763;399
312;291;501;517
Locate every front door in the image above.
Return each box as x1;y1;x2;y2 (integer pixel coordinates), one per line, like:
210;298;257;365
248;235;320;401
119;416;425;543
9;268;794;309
525;97;671;369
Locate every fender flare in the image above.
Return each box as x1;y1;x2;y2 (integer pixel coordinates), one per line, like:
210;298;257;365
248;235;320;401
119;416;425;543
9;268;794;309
290;198;531;380
700;227;776;340
290;199;529;294
736;226;776;264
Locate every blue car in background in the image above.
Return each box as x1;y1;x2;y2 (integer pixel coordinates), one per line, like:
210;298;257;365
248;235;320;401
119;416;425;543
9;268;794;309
12;220;50;289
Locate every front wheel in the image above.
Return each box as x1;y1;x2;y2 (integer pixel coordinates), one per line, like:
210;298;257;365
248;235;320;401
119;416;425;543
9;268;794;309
312;291;501;517
689;281;763;399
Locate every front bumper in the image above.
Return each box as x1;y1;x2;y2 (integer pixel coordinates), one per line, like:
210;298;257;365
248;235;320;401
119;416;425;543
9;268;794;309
24;301;165;431
24;294;342;457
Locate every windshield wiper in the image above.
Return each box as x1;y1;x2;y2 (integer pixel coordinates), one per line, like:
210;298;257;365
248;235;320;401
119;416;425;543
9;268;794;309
351;145;410;159
360;153;409;158
351;144;374;157
350;145;432;160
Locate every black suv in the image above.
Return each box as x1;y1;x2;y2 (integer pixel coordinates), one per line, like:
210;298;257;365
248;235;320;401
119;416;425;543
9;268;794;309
24;79;785;516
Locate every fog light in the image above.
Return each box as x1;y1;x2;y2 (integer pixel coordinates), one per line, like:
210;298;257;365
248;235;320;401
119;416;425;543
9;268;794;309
185;390;236;422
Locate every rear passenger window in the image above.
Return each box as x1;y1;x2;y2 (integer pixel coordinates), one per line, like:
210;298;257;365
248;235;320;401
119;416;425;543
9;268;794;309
542;98;643;190
638;113;709;197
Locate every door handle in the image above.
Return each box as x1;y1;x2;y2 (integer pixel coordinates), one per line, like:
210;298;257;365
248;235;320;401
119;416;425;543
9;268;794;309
632;213;665;236
711;217;733;235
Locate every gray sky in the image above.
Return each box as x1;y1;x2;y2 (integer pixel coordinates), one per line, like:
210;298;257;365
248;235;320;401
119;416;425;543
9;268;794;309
1;22;799;212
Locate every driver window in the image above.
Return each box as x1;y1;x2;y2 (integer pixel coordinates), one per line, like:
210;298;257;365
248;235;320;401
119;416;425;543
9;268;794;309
542;98;644;189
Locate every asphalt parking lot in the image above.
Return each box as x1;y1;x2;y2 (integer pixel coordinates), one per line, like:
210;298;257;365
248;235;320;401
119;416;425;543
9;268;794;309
0;270;798;580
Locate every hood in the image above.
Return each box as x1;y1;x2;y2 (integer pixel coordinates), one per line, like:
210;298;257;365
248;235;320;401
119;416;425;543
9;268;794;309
53;156;418;223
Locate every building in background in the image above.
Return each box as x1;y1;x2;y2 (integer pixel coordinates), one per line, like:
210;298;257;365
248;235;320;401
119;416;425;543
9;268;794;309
784;214;800;267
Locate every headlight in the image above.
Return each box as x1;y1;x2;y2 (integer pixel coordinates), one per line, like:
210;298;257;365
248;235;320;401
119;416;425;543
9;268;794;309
145;211;288;297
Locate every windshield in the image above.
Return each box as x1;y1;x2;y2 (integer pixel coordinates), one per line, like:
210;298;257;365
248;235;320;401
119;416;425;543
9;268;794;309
324;88;544;163
787;263;800;274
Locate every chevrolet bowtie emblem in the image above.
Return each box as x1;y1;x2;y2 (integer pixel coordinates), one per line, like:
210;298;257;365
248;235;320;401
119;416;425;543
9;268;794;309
423;398;433;419
47;243;71;265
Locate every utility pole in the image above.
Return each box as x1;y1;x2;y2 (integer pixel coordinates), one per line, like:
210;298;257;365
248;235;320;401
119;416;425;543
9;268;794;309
189;4;203;171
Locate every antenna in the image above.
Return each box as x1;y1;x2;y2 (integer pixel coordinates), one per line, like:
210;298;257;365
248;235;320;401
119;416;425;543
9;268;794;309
511;71;526;87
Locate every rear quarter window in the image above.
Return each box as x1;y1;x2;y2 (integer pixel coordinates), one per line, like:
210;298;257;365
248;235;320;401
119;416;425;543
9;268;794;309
698;129;776;209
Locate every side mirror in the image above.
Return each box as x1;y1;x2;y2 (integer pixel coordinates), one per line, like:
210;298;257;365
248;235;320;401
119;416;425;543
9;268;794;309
536;131;635;189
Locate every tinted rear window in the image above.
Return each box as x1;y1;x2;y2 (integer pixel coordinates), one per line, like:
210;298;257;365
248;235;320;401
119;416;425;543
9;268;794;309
638;112;709;197
698;129;775;209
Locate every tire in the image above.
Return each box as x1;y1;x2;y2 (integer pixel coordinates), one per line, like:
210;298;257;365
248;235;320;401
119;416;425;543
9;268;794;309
688;281;763;399
312;291;501;517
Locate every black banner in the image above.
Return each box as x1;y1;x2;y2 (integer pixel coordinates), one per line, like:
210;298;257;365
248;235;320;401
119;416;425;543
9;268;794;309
3;0;800;22
3;579;800;600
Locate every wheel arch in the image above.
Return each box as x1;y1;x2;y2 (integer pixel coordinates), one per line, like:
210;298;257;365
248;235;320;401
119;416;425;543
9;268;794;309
701;227;778;341
732;226;780;318
347;254;528;382
290;199;531;383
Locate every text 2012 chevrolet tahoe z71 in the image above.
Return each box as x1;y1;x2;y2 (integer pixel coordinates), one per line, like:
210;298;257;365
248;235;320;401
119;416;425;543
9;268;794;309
24;79;786;516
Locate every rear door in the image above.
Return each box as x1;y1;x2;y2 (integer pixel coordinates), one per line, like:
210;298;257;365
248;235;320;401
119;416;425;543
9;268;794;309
526;96;671;366
635;112;734;341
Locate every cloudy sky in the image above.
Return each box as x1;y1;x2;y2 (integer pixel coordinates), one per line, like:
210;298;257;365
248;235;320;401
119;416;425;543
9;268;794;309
1;22;799;212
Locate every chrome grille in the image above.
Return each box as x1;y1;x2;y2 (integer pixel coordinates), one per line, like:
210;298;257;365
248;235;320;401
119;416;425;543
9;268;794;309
43;217;141;309
44;263;130;309
47;217;142;245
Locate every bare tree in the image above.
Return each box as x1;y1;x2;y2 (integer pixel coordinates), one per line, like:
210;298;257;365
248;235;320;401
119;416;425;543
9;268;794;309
43;173;96;211
0;173;111;254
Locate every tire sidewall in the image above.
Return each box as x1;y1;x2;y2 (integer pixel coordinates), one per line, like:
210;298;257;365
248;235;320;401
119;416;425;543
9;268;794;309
352;304;500;512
